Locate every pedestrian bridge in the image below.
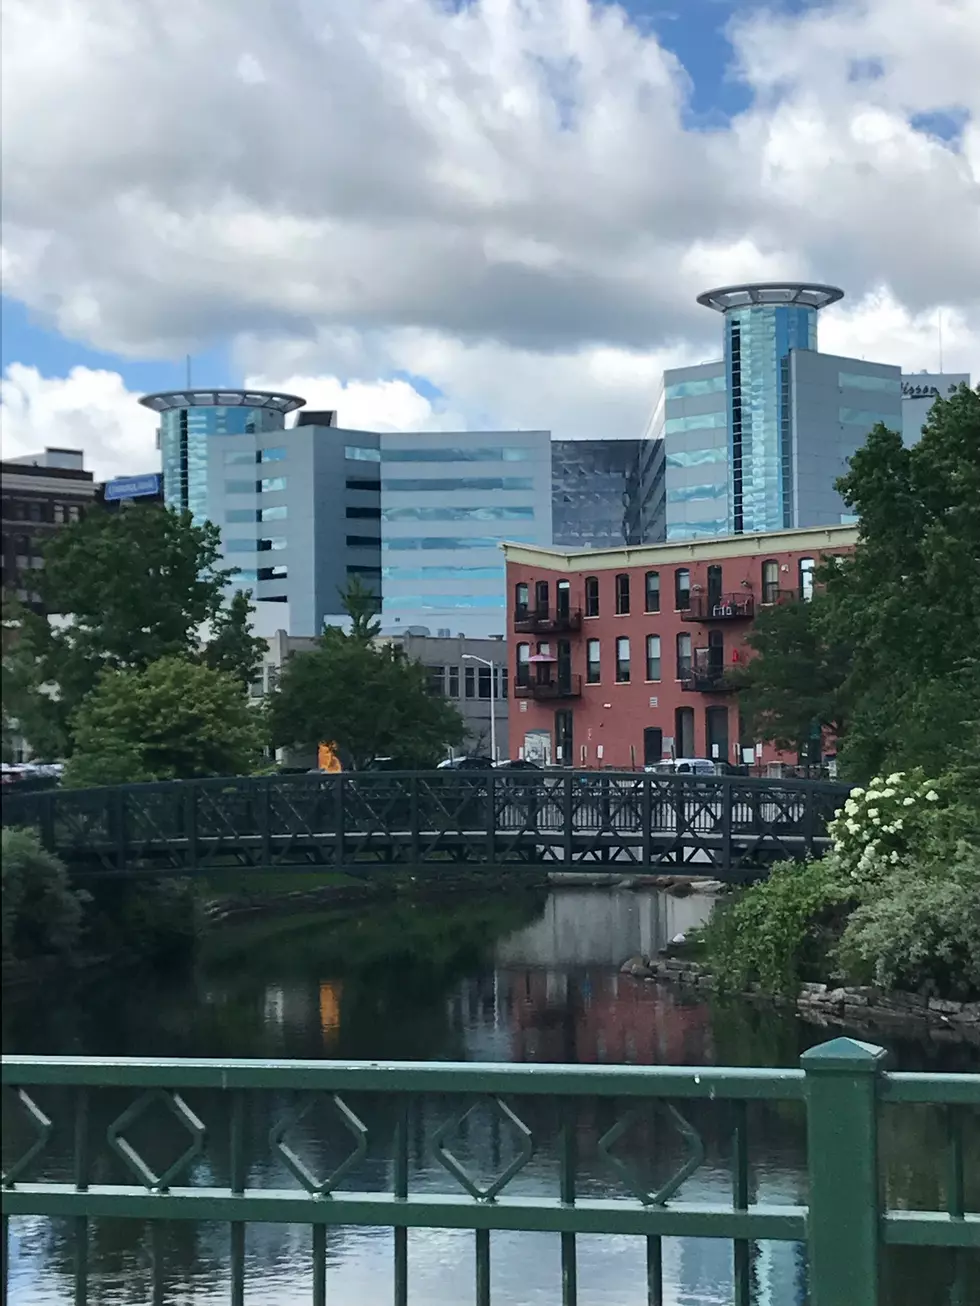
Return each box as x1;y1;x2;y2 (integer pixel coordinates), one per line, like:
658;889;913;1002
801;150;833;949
1;770;848;879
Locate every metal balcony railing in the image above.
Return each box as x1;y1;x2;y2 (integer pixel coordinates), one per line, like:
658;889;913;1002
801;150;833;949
513;674;582;700
681;592;755;622
513;608;583;634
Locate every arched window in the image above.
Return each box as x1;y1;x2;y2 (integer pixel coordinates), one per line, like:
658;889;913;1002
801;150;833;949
585;575;600;617
799;557;815;601
761;560;779;605
644;570;660;613
674;568;691;611
615;573;630;615
676;632;692;678
515;582;529;618
516;642;531;687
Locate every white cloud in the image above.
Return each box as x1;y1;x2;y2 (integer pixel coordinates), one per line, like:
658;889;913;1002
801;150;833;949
0;0;977;463
0;365;158;481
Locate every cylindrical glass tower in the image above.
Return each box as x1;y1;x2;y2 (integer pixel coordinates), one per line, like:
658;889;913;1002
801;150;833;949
697;283;844;534
139;389;306;524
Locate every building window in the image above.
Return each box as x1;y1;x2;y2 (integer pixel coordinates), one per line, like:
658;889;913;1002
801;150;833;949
448;666;460;698
586;639;600;684
346;479;377;492
257;565;287;581
516;643;531;687
257;537;287;551
68;505;82;522
534;579;549;616
515;582;529;618
615;573;630;615
761;559;780;604
259;505;287;521
556;579;570;618
707;564;723;607
645;635;661;682
345;445;381;462
478;666;492;699
675;568;691;610
500;667;509;699
464;665;476;699
799;556;816;601
615;637;630;683
585;576;599;617
425;665;445;695
644;571;660;613
676;632;692;679
259;476;287;492
346;506;382;519
347;535;379;548
259;447;286;462
224;479;256;495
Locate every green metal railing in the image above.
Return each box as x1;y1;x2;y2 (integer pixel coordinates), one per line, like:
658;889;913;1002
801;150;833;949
2;1038;977;1305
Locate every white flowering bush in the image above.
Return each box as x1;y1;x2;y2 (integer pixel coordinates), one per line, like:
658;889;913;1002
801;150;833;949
827;769;943;883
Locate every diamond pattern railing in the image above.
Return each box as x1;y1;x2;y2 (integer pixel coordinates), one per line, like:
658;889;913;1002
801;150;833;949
2;1046;977;1305
1;770;850;879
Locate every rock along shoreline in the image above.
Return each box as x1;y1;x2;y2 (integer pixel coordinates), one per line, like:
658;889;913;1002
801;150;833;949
620;954;980;1043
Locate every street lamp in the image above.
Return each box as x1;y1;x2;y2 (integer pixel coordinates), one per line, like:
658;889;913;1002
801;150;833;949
461;653;497;762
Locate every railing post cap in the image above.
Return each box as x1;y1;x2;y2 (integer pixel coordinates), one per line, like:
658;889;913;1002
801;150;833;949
800;1037;890;1073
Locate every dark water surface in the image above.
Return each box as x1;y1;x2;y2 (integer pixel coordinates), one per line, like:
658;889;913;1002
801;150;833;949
4;887;978;1305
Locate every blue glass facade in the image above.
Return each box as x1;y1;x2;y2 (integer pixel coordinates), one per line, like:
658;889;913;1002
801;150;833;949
159;402;287;524
726;304;816;534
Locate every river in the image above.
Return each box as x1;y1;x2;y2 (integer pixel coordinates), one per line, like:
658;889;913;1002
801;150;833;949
3;886;977;1305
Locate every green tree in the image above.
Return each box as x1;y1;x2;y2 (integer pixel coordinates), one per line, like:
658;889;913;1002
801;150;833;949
63;656;266;787
341;573;382;642
269;629;465;768
3;506;263;755
735;384;980;781
736;594;849;756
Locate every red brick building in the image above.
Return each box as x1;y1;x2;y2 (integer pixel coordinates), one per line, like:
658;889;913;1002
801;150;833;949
503;524;857;770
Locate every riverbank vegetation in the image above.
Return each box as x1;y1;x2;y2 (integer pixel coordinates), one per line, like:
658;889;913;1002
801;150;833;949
704;769;980;1000
1;827;201;974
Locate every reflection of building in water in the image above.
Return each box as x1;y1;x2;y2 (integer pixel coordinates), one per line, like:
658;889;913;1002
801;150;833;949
319;979;343;1045
495;889;712;969
450;969;712;1066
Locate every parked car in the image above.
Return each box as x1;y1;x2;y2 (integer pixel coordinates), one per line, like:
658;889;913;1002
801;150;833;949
437;755;495;770
645;758;720;776
493;759;541;770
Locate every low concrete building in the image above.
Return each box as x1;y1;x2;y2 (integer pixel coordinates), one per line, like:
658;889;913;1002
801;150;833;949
256;628;509;765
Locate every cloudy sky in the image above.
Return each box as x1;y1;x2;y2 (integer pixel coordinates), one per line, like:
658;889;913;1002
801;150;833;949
2;0;978;480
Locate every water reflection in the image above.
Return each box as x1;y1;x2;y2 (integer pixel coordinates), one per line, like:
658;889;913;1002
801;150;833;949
4;887;978;1305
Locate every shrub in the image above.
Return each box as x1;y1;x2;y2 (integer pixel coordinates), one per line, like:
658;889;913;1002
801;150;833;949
702;857;856;996
835;847;980;1000
826;769;948;884
1;828;86;962
83;878;203;968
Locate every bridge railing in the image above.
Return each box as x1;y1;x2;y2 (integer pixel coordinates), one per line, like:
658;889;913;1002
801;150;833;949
2;1040;976;1305
1;770;850;876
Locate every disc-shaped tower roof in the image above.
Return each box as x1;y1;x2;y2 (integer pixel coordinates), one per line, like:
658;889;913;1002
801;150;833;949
696;283;844;313
138;389;306;413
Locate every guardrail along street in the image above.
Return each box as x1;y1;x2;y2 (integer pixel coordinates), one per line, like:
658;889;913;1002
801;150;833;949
2;1041;977;1305
0;770;849;878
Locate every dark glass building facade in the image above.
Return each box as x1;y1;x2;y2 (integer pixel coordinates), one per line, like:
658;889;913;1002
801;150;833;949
551;440;644;549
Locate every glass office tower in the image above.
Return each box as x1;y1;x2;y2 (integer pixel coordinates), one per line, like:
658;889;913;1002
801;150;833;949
551;439;644;548
696;284;842;534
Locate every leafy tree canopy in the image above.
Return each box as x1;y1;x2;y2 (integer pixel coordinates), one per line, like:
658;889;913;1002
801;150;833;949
63;655;266;788
738;384;980;781
269;583;465;768
3;506;264;756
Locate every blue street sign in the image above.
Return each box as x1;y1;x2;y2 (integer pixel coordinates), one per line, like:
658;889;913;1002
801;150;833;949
104;473;161;501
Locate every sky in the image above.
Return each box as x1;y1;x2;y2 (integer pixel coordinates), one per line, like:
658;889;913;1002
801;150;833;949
1;0;978;481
